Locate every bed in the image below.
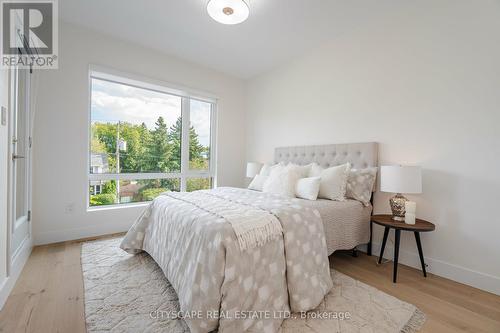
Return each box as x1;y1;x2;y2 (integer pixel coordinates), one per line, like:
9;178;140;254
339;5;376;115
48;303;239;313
120;142;378;333
273;143;378;254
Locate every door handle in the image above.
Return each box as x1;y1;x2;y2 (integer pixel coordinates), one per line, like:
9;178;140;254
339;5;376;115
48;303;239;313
12;154;25;160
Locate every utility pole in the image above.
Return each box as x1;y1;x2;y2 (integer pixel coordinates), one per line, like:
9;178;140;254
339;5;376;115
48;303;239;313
115;121;127;204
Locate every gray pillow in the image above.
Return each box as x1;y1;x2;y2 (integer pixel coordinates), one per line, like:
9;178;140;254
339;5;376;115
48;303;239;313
346;167;378;206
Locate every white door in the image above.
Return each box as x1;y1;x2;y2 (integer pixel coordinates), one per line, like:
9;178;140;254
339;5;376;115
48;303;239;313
9;66;31;260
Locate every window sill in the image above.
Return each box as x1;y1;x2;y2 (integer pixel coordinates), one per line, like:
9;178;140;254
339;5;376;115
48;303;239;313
87;201;150;212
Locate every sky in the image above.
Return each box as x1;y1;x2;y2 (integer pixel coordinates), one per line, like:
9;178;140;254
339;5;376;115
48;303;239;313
91;78;211;146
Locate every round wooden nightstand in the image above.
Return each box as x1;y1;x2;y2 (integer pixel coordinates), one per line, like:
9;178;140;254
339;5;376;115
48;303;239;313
370;214;435;283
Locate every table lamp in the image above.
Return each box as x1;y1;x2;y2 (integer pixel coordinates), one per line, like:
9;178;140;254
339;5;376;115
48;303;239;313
380;165;422;221
246;162;262;178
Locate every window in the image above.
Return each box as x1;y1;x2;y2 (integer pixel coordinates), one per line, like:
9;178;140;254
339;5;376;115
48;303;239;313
88;69;216;207
93;185;102;195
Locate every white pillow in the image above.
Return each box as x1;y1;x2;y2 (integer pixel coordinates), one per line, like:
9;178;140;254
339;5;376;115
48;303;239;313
346;167;377;206
247;174;268;191
295;177;321;200
262;167;301;198
287;163;312;178
259;163;273;176
308;163;323;177
310;163;351;201
260;162;284;176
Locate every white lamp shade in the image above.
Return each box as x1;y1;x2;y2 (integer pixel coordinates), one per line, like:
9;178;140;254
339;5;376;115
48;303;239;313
380;165;422;194
246;162;262;178
207;0;249;25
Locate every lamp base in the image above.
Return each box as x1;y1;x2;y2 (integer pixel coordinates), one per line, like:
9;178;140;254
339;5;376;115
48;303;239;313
389;193;408;221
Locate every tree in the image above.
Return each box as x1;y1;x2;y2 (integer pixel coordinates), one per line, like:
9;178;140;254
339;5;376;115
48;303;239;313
168;116;207;170
102;180;116;194
189;123;204;162
137;123;152;172
91;134;107;154
91;122;117;171
89;115;211;206
167;117;182;172
149;116;173;172
117;122;151;173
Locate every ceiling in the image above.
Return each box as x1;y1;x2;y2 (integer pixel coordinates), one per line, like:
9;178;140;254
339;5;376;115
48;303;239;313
60;0;396;79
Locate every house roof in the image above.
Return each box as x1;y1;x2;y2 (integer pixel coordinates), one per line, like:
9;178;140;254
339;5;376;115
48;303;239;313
120;182;143;197
91;153;109;168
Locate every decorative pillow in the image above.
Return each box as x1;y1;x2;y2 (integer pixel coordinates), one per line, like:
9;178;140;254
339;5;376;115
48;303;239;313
295;177;321;200
310;163;351;201
346;167;378;206
260;162;284;176
262;167;301;198
247;174;268;191
259;163;273;176
308;163;323;177
287;163;312;178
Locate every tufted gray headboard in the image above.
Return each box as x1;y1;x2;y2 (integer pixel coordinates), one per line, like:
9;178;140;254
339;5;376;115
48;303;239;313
274;142;378;170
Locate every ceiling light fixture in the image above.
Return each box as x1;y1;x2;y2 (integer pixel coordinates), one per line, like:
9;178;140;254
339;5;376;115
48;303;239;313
207;0;249;25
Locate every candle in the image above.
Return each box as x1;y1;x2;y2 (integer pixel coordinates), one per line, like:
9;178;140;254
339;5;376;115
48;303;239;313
405;201;416;214
405;212;416;225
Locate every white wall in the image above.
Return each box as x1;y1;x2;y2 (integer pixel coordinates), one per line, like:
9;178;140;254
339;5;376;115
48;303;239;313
33;22;247;245
246;1;500;294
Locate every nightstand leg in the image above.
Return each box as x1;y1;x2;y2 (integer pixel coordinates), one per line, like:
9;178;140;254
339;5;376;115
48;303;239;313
378;227;390;264
368;221;372;256
393;229;401;283
414;232;427;277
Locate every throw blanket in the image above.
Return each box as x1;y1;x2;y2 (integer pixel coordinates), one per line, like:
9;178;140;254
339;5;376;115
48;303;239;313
121;187;333;333
166;191;283;251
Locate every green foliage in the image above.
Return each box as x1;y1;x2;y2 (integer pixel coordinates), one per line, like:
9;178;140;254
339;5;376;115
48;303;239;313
189;156;209;171
148;117;174;172
187;178;211;192
91;116;206;175
140;188;168;201
167;118;182;172
90;115;211;206
188;123;204;164
119;122;152;173
169;117;207;171
102;180;116;194
92;122;117;171
91;136;107;153
90;193;116;206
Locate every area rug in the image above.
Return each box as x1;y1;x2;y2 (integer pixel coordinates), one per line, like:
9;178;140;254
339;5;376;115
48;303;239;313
82;237;425;333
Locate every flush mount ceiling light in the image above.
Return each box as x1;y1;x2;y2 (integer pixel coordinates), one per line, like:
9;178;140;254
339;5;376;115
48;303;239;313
207;0;249;25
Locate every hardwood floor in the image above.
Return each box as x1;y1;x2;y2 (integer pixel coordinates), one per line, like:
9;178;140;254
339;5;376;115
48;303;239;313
1;238;499;333
332;252;500;333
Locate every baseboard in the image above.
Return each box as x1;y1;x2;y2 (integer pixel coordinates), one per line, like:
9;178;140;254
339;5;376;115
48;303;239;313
357;243;500;296
0;235;33;310
34;221;131;246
